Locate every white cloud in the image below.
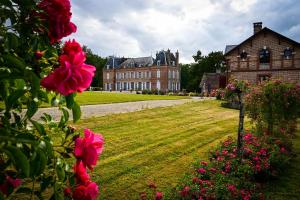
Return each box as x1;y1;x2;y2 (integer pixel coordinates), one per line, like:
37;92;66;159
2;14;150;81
68;0;300;63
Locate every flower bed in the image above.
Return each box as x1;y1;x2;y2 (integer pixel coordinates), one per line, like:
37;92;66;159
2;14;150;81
176;133;291;200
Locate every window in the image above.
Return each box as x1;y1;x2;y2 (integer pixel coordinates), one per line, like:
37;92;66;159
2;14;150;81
259;47;270;64
106;73;109;80
157;60;160;66
240;50;248;60
283;47;293;59
131;72;134;78
258;74;271;82
157;70;160;78
106;65;110;69
168;70;171;78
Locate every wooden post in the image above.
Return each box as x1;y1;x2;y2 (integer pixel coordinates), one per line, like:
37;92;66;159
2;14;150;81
237;91;244;156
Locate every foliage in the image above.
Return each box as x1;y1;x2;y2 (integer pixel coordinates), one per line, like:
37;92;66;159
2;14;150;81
180;51;225;92
244;79;300;135
82;46;107;88
176;133;291;200
0;0;103;199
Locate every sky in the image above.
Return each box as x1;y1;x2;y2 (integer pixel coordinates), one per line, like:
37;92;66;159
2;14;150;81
67;0;300;63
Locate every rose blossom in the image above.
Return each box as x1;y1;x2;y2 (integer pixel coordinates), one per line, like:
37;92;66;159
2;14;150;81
72;182;99;200
74;129;104;170
74;160;90;184
38;0;77;43
197;168;206;174
41;40;96;96
155;192;163;200
0;176;22;196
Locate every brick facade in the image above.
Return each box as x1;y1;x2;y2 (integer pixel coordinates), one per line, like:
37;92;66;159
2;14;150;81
225;23;300;84
103;50;181;92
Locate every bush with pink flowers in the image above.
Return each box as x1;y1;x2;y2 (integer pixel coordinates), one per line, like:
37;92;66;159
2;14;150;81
0;0;103;199
175;132;291;200
244;79;300;136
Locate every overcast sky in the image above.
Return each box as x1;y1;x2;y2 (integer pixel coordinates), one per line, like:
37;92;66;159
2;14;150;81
67;0;300;63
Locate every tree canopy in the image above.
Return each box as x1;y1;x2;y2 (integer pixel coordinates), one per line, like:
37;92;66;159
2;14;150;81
180;50;225;92
82;46;107;88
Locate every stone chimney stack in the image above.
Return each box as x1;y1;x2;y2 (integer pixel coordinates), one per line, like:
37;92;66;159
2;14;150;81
175;50;179;66
253;22;262;34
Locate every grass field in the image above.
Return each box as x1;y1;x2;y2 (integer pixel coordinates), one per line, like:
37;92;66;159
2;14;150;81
75;100;244;199
73;91;190;105
0;91;190;109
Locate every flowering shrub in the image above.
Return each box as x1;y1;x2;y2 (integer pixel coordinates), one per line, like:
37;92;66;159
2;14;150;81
0;0;103;199
244;79;300;135
176;133;291;200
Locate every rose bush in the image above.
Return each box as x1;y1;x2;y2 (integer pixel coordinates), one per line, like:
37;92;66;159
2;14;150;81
176;133;291;200
244;79;300;136
0;0;103;199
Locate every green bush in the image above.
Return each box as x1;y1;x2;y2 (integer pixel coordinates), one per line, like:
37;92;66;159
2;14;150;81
244;79;300;136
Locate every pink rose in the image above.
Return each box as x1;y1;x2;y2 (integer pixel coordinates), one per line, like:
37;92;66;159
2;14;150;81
38;0;77;43
0;176;22;196
74;160;90;184
197;168;206;174
74;129;104;170
155;192;163;200
41;40;96;96
73;182;99;200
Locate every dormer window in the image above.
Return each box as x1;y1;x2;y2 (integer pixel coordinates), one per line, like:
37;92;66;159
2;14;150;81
240;50;248;60
157;60;160;66
283;47;293;59
259;47;270;64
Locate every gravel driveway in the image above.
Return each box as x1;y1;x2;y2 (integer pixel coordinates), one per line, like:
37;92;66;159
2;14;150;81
32;98;213;121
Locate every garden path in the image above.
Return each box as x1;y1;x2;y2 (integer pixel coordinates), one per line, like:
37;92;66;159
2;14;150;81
33;97;213;121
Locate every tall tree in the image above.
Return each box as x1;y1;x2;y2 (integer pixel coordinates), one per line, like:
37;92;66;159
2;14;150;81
182;51;225;92
82;46;107;88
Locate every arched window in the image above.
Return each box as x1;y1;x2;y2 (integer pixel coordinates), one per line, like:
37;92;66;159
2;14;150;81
240;50;248;60
283;47;293;59
259;47;270;64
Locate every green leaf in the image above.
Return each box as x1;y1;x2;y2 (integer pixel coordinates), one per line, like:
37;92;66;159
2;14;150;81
5;146;30;177
65;93;75;109
15;133;37;144
56;165;65;181
28;72;40;97
3;54;26;71
38;90;49;103
6;89;26;110
72;102;81;123
30;120;46;136
26;100;38;118
5;32;19;50
30;149;47;177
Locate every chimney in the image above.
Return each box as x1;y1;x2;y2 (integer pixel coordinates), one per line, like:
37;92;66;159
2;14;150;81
175;50;179;66
253;22;262;34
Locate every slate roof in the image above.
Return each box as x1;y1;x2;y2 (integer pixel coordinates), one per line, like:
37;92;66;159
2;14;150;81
105;57;127;69
225;45;237;54
119;56;154;68
224;27;300;56
154;49;177;66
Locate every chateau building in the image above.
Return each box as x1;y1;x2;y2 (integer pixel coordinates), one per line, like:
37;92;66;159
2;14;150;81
103;50;181;91
225;22;300;83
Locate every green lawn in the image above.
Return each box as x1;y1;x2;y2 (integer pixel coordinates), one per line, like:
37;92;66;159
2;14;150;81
73;91;190;105
0;91;190;109
76;100;244;199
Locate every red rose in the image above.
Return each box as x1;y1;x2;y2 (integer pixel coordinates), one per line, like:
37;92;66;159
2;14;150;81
74;129;104;170
41;40;96;96
74;160;90;184
38;0;77;43
73;182;99;200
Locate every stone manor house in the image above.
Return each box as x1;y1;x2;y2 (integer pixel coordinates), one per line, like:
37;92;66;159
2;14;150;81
225;22;300;83
103;49;181;92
